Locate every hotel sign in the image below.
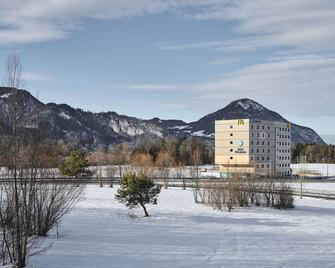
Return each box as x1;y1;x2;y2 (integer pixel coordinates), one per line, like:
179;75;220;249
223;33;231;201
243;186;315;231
235;140;246;154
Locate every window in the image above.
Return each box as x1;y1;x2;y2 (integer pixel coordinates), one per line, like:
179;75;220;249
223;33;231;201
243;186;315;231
262;141;265;145
251;140;254;145
267;149;270;153
230;156;233;160
230;141;233;144
256;157;259;161
267;156;270;160
262;126;265;130
251;156;254;161
251;125;254;129
230;125;233;129
267;164;270;168
251;148;254;153
268;126;270;130
230;149;233;152
261;164;264;168
257;125;259;130
262;133;265;138
267;141;270;145
230;133;233;136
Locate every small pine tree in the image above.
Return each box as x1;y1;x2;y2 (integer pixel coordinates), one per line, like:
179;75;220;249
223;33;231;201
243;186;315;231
60;149;90;180
115;173;161;217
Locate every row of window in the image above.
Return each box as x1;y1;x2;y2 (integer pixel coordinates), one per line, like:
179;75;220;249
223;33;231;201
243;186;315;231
251;140;271;146
228;140;290;147
277;134;290;139
251;148;271;153
229;148;288;155
277;127;290;132
251;132;271;138
251;125;271;131
277;141;290;146
277;156;290;160
251;156;270;161
277;163;290;167
256;164;270;169
229;124;289;132
277;149;290;153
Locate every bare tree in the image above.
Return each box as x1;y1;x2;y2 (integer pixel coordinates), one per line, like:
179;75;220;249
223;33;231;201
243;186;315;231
130;152;154;178
112;143;130;178
193;174;294;212
190;145;201;190
175;164;185;190
0;54;84;267
155;150;174;189
106;165;117;187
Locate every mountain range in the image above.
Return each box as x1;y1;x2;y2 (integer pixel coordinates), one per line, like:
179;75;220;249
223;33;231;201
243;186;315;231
0;87;324;148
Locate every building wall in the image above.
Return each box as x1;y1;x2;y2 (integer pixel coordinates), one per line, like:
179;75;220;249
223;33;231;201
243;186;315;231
215;119;252;175
215;119;292;176
249;120;276;175
274;121;291;176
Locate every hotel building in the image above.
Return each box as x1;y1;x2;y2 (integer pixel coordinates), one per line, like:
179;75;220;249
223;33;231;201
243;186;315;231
215;119;291;177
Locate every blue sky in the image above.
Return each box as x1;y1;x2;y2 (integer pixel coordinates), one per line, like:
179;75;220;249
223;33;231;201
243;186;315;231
0;0;334;143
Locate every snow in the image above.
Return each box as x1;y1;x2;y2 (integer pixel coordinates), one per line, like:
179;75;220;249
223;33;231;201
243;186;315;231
168;125;189;130
29;185;335;267
59;111;71;120
0;93;12;99
236;100;264;111
191;130;214;138
292;163;335;177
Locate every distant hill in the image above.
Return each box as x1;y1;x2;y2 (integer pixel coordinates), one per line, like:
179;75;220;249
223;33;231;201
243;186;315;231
0;87;324;148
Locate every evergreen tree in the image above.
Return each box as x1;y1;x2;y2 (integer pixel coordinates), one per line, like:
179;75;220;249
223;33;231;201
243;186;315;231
115;173;161;217
60;149;89;178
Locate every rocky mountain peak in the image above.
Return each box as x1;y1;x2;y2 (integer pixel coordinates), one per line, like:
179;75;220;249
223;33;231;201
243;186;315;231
230;98;265;112
0;87;325;147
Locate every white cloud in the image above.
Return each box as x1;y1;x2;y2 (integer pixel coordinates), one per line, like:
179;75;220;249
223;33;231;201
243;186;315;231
159;0;335;52
125;54;335;117
208;57;240;66
22;72;54;82
1;0;334;53
0;0;217;44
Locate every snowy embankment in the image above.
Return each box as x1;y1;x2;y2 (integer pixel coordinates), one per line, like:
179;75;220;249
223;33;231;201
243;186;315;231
291;163;335;177
29;184;335;268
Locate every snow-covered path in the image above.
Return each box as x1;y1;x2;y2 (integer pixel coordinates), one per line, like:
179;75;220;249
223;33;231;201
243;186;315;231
29;185;335;268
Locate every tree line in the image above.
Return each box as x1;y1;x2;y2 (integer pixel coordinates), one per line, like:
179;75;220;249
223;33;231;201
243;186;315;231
292;143;335;163
89;137;214;168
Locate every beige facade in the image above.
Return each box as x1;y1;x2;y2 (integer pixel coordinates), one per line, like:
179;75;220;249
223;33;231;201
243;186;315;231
215;119;291;177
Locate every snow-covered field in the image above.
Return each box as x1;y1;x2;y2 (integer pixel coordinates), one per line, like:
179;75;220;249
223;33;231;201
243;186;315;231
291;163;335;177
29;184;335;268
